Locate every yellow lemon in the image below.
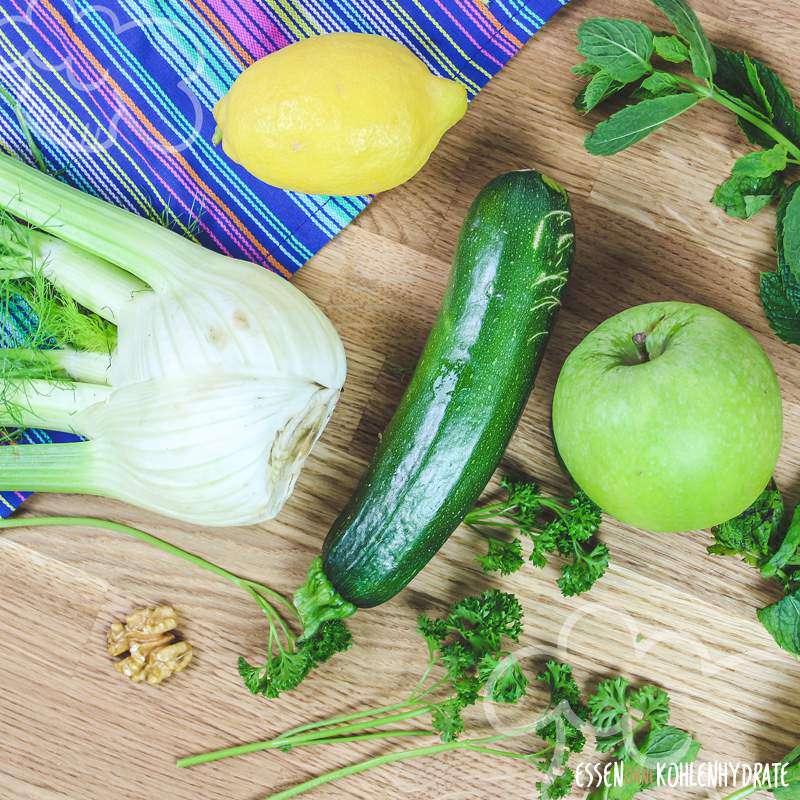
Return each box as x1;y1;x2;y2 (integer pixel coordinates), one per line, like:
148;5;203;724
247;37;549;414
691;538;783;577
213;33;468;196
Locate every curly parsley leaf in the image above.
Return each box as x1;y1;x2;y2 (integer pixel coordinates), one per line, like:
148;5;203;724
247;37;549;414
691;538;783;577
476;537;524;575
417;589;526;741
589;677;671;758
478;652;529;704
467;478;608;595
431;698;465;742
537;661;590;756
629;684;671;729
538;769;576;800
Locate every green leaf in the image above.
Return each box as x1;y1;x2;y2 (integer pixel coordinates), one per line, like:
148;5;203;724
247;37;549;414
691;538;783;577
782;182;800;280
537;770;575;800
572;61;601;78
585;93;701;156
478;652;529;704
629;685;670;729
558;543;609;596
757;590;800;655
712;173;782;219
651;0;716;80
709;484;785;564
577;18;654;83
776;183;800;307
732;144;788;178
589;676;632;755
744;53;772;116
575;70;625;113
761;270;800;344
761;507;800;578
587;726;700;800
653;34;689;63
639;71;684;99
476;536;524;575
641;726;701;769
714;46;800;147
431;698;465;742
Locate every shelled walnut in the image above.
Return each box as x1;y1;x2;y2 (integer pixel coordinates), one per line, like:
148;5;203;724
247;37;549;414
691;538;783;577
107;605;193;685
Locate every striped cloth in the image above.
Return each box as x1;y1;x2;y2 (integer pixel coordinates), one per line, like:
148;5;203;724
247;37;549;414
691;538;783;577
0;0;568;517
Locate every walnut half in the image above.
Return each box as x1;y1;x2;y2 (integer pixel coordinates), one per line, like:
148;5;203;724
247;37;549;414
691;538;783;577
107;605;193;685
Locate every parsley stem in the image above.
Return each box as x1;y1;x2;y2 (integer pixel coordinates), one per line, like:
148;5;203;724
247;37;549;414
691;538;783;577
260;734;513;800
176;730;432;768
179;706;436;767
274;698;430;744
721;783;760;800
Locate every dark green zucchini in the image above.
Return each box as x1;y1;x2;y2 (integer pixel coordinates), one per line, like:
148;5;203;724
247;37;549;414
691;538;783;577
295;170;574;628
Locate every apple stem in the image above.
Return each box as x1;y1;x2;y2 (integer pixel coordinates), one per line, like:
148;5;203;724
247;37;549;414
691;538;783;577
632;332;649;363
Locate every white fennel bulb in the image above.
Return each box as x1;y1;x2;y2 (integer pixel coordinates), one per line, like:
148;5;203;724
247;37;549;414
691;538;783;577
0;153;346;525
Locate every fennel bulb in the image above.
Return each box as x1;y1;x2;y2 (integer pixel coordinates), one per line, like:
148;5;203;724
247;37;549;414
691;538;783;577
0;153;346;525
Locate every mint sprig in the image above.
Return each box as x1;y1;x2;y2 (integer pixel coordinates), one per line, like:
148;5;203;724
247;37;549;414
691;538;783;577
571;0;800;345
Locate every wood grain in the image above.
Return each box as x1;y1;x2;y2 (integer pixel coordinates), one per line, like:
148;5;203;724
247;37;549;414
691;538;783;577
2;2;800;798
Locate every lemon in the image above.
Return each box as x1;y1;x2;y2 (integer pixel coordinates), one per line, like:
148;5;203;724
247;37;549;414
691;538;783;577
213;33;468;196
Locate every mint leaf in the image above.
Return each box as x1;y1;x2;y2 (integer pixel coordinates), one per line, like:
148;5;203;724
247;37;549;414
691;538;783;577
653;34;689;63
731;144;788;178
761;507;800;579
572;61;601;78
761;270;800;344
757;590;800;656
577;18;654;83
639;71;684;99
585;93;701;155
714;47;800;148
575;70;625;113
651;0;716;80
744;52;772;117
712;172;782;219
782;182;800;280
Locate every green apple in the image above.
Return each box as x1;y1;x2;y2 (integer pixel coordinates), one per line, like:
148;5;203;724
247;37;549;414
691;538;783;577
552;302;782;532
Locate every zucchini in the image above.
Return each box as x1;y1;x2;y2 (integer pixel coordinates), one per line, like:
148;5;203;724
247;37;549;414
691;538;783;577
295;171;574;629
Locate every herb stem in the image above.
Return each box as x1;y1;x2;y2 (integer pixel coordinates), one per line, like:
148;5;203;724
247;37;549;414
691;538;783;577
720;783;760;800
274;699;434;745
179;705;437;768
260;734;511;800
0;515;295;613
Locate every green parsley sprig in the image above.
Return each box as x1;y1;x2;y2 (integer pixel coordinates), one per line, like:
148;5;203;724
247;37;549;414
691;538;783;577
179;593;590;800
709;483;800;656
586;676;700;800
571;0;800;345
464;476;609;596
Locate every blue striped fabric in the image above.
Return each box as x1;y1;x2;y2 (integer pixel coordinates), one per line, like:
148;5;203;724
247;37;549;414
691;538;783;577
0;0;569;516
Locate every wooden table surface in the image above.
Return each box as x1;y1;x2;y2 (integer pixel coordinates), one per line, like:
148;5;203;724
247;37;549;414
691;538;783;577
3;1;800;798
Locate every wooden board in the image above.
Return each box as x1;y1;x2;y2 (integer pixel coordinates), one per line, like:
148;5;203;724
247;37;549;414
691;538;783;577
2;1;800;798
